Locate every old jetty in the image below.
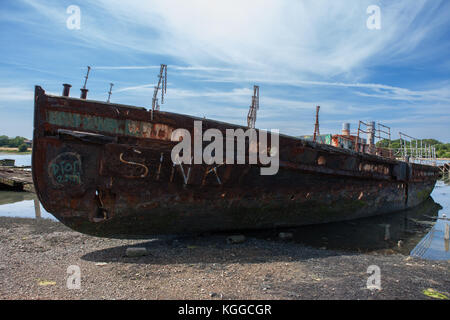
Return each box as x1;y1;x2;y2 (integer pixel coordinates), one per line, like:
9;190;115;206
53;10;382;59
0;166;34;192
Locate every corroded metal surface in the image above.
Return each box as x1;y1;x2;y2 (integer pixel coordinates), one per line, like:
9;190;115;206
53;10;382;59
32;86;440;237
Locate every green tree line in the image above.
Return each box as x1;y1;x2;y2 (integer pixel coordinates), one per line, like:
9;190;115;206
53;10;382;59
376;139;450;158
0;135;28;147
0;135;30;152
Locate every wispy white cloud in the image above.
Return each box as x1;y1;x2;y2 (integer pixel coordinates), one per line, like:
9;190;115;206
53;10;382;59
116;68;450;103
354;88;450;102
18;0;450;77
94;65;234;72
116;83;156;93
103;63;450;103
16;0;450;105
169;87;252;98
94;66;160;70
0;87;34;101
4;0;449;141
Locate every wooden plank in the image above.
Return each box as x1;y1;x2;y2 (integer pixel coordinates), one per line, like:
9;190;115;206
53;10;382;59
0;167;34;192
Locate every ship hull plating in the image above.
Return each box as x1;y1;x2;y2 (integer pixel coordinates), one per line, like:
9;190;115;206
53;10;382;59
32;86;440;237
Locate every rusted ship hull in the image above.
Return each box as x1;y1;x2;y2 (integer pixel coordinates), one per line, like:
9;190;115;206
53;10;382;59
32;86;440;237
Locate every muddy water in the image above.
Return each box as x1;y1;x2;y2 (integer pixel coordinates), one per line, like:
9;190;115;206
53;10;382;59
0;152;448;260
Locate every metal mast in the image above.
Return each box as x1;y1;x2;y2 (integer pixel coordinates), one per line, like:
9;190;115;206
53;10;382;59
313;106;320;142
152;64;167;112
107;83;114;103
80;66;91;99
82;66;91;89
247;85;259;129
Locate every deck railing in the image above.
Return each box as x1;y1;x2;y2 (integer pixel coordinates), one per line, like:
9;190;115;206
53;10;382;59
355;121;393;158
397;132;437;165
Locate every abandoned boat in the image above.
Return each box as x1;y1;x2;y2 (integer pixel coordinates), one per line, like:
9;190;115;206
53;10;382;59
32;85;440;237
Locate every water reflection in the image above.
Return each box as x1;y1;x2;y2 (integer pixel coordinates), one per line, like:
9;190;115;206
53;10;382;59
0;190;35;205
251;197;442;255
251;180;450;260
410;178;450;260
306;198;444;258
0;191;55;220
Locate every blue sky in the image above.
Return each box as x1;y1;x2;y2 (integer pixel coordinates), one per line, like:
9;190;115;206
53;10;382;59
0;0;449;141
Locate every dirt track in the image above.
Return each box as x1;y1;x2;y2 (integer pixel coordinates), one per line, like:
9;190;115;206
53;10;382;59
0;217;448;300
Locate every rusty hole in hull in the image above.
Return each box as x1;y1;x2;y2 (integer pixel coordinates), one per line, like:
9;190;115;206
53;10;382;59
93;189;108;222
317;156;326;166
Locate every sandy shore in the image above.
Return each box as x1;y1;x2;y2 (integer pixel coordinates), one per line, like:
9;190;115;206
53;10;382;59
0;147;31;155
0;216;448;300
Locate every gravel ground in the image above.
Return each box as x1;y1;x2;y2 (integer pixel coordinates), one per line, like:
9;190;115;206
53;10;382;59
0;217;448;300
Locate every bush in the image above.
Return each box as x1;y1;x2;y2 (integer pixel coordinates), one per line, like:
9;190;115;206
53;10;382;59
0;135;26;147
0;135;9;146
18;144;28;152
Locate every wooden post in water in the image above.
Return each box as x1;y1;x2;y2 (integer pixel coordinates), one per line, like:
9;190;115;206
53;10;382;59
445;223;449;252
34;197;41;219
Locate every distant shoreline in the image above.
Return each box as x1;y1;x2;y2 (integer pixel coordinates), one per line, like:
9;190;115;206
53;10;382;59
0;147;32;155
